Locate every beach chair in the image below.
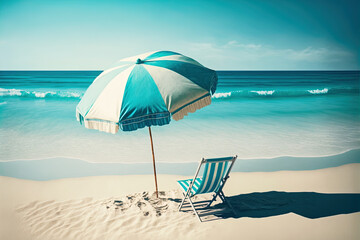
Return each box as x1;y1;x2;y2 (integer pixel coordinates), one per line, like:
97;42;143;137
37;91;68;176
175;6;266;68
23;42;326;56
177;156;238;221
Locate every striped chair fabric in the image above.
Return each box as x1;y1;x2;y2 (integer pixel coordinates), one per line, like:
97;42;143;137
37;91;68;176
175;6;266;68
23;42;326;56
177;157;232;196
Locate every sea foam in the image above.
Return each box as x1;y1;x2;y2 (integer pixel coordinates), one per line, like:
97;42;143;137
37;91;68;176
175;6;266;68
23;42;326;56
0;88;83;99
210;87;355;100
250;90;275;95
308;88;328;94
212;92;232;99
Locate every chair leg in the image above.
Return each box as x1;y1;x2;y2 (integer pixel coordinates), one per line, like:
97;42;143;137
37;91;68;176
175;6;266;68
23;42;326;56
178;192;187;211
187;196;202;222
219;191;237;216
218;191;226;203
178;193;202;222
206;193;219;207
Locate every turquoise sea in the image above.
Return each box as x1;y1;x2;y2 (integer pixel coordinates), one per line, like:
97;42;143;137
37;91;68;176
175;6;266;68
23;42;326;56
1;71;360;180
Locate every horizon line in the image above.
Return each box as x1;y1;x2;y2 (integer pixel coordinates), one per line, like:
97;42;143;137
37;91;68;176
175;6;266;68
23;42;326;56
0;69;359;72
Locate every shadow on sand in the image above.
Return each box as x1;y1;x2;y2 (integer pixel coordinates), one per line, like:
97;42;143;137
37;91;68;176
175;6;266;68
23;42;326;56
180;191;360;222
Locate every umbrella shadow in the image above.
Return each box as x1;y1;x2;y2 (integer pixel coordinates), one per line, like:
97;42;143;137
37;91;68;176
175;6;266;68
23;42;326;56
184;191;360;222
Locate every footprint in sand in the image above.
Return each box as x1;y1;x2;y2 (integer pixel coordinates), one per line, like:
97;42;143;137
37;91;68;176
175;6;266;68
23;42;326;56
113;200;123;207
136;201;146;210
154;205;168;211
142;192;149;201
156;210;162;217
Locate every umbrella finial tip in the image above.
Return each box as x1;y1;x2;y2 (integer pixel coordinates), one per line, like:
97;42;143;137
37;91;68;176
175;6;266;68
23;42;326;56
136;58;143;64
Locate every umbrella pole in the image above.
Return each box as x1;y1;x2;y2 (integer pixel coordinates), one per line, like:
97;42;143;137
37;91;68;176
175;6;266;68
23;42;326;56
148;126;159;198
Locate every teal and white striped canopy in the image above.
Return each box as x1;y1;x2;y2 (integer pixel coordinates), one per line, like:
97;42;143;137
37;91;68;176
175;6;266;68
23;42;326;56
76;51;218;133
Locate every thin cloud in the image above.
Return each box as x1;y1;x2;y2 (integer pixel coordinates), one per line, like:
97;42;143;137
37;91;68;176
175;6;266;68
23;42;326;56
225;40;262;50
186;40;357;69
281;47;354;62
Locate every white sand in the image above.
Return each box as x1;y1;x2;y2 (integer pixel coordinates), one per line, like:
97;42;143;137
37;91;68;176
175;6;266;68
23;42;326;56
1;164;359;240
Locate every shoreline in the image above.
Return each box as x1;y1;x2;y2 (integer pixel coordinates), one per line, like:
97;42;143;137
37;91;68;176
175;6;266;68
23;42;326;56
1;149;360;181
1;146;358;163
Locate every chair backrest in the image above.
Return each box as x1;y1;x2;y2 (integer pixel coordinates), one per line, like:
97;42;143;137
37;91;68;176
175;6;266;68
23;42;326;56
191;156;237;195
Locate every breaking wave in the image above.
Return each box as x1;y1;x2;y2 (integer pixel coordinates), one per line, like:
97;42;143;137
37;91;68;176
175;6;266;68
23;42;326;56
308;88;328;94
1;87;358;101
212;88;359;100
0;88;83;99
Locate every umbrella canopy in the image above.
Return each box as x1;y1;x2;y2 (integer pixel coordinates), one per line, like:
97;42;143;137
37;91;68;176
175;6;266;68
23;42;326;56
76;51;217;133
76;50;218;197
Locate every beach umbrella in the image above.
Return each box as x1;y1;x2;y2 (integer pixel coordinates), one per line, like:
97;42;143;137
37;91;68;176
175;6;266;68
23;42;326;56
76;51;218;197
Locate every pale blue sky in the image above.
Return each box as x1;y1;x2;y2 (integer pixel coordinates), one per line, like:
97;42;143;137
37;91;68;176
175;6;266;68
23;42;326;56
0;0;359;70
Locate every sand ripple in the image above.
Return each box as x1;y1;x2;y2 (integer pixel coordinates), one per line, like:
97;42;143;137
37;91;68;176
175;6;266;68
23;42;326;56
16;190;205;240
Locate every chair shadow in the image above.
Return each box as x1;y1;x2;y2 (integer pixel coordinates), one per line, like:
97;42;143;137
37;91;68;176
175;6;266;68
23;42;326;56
185;191;360;222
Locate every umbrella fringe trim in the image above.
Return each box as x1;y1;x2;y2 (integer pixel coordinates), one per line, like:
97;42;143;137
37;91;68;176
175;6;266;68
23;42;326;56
76;111;119;134
76;110;171;133
119;112;171;131
172;94;211;121
84;120;119;134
